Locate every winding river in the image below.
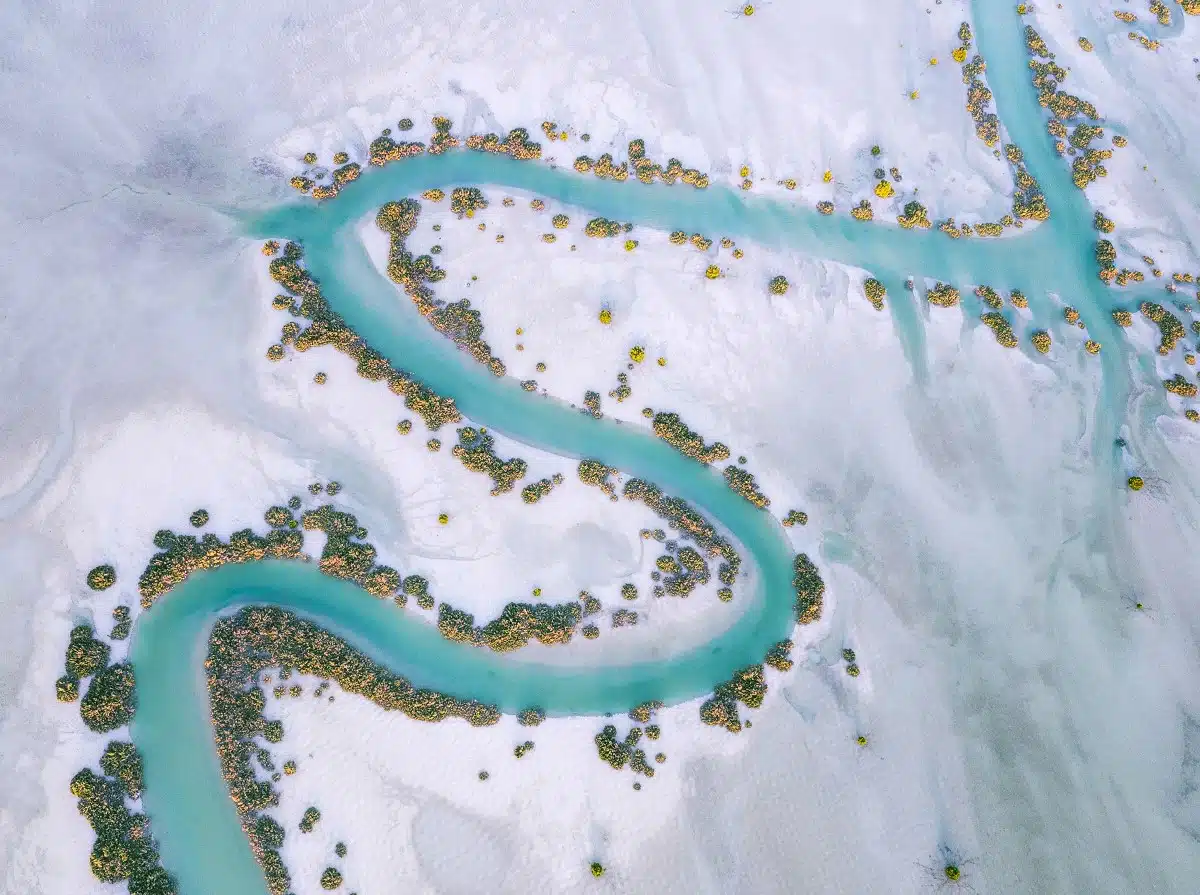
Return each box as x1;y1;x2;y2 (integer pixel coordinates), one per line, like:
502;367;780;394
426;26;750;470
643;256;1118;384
125;4;1169;893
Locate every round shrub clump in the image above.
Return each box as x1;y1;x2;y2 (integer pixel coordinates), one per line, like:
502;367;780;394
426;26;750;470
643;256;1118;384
86;565;116;591
320;866;343;889
768;275;789;295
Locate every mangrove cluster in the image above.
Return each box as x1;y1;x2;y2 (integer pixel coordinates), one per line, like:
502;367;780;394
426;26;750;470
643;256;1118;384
207;606;499;894
699;639;795;733
435;599;584;651
266;238;462;431
651;411;731;464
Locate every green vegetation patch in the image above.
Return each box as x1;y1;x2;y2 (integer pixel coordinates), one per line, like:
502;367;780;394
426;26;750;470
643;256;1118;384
267;235;461;431
699;640;794;733
138;525;304;608
451;427;528;495
437;600;583;651
207;606;499;894
80;664;137;733
651;412;731;464
594;724;656;776
65;624;110;680
87;564;116;591
70;762;176;893
723;465;770;508
99;741;144;800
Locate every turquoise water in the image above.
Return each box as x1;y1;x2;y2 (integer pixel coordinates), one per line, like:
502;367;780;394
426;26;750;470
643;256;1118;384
129;5;1139;893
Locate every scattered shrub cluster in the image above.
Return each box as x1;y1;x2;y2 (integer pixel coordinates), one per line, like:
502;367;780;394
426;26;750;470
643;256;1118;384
518;708;546;726
464;127;542;161
622;478;742;596
69;761;176;894
436;599;584;651
1023;25;1119;199
653;541;712;599
300;505;401;597
897;200;932;230
583;217;625;238
1164;374;1198;398
520;473;563;504
110;605;132;641
450;426;529;495
699;640;795;733
207;606;499;893
574;138;708;189
267;237;462;431
449;187;488;218
850;200;874;222
611;609;639;628
577;458;619;499
594;724;656;776
377;198;507;377
58;622;110;705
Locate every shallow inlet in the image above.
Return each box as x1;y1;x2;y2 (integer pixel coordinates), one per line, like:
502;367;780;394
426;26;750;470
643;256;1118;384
131;4;1136;892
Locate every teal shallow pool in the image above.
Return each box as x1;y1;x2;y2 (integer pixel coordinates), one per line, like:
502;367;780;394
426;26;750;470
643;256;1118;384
127;4;1141;892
